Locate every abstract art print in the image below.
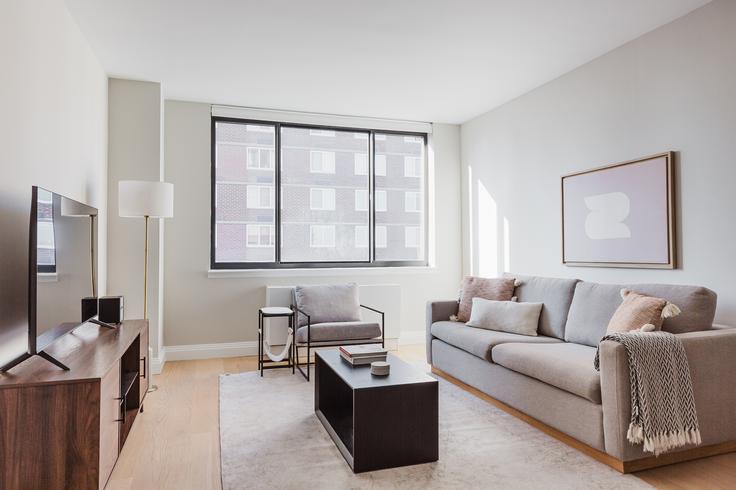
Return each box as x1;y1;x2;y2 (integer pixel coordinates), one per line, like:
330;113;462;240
561;152;675;268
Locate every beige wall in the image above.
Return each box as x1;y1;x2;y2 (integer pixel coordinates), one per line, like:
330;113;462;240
0;0;108;367
107;79;165;358
163;100;462;348
461;0;736;325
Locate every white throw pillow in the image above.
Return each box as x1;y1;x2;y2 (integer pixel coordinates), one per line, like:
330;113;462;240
465;298;543;337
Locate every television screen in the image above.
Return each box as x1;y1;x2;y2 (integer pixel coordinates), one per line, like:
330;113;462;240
33;187;98;351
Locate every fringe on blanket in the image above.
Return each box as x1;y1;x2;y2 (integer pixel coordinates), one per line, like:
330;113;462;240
627;424;702;456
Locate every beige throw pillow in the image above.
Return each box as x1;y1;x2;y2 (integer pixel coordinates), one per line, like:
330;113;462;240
466;298;543;337
454;276;517;322
606;289;681;334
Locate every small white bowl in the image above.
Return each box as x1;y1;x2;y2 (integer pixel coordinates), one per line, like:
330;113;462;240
371;361;390;376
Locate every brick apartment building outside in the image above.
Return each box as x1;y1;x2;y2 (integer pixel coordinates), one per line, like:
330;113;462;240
214;121;426;265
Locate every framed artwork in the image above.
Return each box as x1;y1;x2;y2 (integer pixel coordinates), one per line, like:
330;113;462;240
561;152;675;269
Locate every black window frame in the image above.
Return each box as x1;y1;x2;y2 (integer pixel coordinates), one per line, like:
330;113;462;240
211;116;429;270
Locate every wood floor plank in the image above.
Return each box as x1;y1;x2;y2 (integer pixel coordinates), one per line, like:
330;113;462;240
106;346;736;489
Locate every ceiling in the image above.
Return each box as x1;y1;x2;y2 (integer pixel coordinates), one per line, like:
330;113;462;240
65;0;710;124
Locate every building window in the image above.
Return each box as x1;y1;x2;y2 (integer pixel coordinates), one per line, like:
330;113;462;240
355;189;368;211
405;191;421;212
212;119;427;268
247;147;275;170
375;190;387;212
310;225;336;248
375;132;426;261
246;224;274;247
246;185;274;209
375;154;387;176
404;156;422;177
375;226;387;248
354;153;368;175
405;226;420;248
355;225;368;248
310;187;336;210
310;150;336;174
309;129;335;137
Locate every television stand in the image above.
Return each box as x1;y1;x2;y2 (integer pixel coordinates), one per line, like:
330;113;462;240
0;319;150;488
0;350;69;372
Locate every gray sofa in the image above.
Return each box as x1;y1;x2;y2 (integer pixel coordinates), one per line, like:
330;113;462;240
426;274;736;471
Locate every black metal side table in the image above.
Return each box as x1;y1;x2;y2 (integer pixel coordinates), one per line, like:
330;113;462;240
258;307;295;376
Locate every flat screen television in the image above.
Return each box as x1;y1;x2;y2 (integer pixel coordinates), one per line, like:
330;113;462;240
0;186;98;371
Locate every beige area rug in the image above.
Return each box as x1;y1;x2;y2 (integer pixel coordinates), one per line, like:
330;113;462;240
219;368;651;490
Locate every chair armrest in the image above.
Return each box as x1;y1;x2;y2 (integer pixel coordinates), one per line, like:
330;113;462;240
425;300;458;364
359;304;383;315
599;329;736;461
360;304;385;342
290;304;310;342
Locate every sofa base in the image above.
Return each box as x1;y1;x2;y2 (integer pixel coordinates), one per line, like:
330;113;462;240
432;366;736;473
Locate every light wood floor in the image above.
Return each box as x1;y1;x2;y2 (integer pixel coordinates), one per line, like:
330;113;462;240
107;344;736;489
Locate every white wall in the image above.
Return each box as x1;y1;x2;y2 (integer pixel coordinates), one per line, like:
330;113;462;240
461;0;736;325
0;0;108;367
163;100;462;354
107;79;165;359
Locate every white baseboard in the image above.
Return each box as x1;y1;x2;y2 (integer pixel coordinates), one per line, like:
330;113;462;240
165;341;259;362
151;351;167;375
156;336;412;367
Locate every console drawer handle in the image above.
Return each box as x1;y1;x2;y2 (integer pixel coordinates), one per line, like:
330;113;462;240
114;396;126;423
140;357;147;379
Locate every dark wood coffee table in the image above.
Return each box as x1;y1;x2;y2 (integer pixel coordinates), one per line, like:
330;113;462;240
314;350;438;473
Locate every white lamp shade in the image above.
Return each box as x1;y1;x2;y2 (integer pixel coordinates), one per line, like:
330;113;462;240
119;180;174;218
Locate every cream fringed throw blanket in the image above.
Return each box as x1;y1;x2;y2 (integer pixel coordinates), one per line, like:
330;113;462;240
594;331;702;456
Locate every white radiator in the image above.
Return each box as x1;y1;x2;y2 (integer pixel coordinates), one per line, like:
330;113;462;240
264;284;401;346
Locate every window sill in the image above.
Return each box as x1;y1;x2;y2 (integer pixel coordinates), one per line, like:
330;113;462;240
207;266;437;279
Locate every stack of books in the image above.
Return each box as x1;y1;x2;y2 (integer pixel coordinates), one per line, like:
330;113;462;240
339;345;388;366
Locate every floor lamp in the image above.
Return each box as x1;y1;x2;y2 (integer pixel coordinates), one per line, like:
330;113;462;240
119;180;174;391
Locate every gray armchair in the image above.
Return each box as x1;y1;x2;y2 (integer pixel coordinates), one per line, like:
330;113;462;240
291;283;385;381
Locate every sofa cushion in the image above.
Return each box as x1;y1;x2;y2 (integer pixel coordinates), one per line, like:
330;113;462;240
430;321;562;362
466;298;543;336
492;343;601;403
607;289;680;334
293;283;361;327
565;281;717;347
456;276;516;322
503;273;579;339
295;321;381;343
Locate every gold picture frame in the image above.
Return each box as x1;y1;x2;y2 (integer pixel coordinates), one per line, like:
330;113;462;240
561;151;676;269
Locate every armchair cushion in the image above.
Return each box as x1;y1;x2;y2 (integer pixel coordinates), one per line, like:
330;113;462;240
294;283;361;327
295;321;381;343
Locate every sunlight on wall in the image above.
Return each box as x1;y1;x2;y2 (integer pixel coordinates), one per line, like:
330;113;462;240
467;166;474;274
477;180;498;277
503;217;510;272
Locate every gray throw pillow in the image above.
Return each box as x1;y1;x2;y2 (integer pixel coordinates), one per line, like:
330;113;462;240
294;283;361;327
465;298;543;337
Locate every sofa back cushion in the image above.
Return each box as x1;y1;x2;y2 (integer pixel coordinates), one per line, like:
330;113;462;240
565;281;717;346
293;283;361;327
503;273;579;339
